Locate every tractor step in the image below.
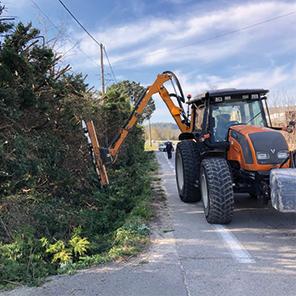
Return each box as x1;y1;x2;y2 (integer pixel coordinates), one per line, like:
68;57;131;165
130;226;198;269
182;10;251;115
270;169;296;212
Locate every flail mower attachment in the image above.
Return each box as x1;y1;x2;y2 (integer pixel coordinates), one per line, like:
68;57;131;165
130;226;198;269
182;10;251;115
82;120;109;186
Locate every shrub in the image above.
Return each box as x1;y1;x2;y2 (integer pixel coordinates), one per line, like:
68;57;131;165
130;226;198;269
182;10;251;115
0;10;155;287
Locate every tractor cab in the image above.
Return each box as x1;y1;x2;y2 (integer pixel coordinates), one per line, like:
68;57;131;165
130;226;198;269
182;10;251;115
187;88;292;172
178;88;296;223
189;89;270;143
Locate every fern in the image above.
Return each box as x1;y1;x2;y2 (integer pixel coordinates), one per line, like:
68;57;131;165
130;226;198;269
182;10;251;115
52;249;72;264
69;235;90;257
45;240;65;254
45;240;72;264
39;237;49;248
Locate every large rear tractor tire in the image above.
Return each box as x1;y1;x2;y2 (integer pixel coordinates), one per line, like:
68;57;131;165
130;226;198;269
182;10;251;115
175;140;202;203
200;158;234;224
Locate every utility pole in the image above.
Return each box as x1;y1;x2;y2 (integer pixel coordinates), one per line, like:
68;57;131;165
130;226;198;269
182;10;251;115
148;118;152;147
100;43;105;94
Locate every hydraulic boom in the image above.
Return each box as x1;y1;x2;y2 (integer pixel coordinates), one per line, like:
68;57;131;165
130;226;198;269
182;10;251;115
83;71;191;186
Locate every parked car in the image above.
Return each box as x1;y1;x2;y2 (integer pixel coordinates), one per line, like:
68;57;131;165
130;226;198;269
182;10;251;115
159;141;175;152
158;143;166;151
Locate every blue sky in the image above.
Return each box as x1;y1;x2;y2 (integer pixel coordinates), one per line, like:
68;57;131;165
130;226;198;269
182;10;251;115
2;0;296;122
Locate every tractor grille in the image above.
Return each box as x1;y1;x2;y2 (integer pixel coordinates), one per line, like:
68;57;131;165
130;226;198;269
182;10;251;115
249;131;288;164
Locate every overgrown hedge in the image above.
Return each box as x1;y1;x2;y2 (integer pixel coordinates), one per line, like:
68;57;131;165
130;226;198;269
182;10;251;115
0;10;155;288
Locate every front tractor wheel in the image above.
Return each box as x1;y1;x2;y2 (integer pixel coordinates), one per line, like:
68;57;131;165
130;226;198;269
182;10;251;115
175;140;202;203
200;158;234;224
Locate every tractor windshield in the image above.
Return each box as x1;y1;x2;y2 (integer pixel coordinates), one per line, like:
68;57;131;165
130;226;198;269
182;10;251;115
210;99;267;142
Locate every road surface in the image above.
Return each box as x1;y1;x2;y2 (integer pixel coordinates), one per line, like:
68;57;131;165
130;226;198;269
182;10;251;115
2;151;296;296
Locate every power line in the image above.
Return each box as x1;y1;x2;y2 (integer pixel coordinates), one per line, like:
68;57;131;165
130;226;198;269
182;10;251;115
119;9;296;65
103;46;117;83
57;0;117;83
31;0;101;69
61;40;80;57
193;10;296;46
32;1;64;35
57;0;102;47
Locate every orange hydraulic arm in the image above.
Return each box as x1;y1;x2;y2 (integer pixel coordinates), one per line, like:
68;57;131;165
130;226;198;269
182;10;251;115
109;72;190;158
83;71;191;186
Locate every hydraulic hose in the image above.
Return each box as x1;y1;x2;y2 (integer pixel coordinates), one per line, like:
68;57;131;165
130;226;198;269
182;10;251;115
162;70;185;103
162;71;190;126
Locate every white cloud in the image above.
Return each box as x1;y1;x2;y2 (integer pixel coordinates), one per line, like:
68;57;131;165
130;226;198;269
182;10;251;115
24;0;295;111
172;66;292;94
5;0;296;72
150;65;296;122
52;1;296;73
151;64;296;122
177;1;296;41
79;19;175;53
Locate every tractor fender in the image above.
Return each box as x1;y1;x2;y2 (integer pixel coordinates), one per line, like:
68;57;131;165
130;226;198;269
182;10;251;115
178;132;195;140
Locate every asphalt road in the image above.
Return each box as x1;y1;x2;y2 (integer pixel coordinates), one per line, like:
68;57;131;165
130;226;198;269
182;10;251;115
2;151;296;296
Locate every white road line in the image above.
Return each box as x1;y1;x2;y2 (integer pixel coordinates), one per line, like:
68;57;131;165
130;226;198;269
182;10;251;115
213;224;255;264
162;152;175;172
159;151;255;264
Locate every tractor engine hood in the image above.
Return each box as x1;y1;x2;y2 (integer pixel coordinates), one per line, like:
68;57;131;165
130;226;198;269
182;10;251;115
249;132;288;165
229;125;289;169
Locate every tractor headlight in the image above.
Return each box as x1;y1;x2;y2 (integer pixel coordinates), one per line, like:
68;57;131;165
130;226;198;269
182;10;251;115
277;151;289;159
256;152;270;160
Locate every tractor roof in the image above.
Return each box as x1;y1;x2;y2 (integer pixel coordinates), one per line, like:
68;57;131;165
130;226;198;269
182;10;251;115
188;88;269;105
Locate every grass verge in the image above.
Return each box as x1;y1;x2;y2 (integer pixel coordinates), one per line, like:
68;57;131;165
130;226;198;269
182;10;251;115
0;152;158;290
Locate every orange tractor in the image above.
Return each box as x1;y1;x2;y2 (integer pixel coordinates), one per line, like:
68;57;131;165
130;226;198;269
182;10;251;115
83;71;296;224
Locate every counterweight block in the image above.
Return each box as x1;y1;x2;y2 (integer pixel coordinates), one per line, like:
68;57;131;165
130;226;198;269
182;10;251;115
270;169;296;212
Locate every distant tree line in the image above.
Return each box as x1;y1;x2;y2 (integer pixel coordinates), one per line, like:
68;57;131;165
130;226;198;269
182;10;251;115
145;122;179;141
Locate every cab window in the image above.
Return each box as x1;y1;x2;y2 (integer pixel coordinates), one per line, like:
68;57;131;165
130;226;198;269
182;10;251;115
210;100;266;142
